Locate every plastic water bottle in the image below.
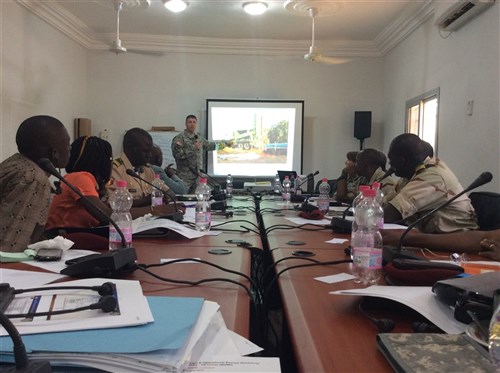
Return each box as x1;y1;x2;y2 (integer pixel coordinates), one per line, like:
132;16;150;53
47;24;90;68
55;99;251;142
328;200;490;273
351;188;383;284
351;185;371;240
295;175;302;196
274;174;281;195
290;175;296;195
371;182;385;205
151;174;164;207
226;174;233;198
282;176;291;204
317;178;330;214
195;178;211;231
109;180;133;251
370;182;385;229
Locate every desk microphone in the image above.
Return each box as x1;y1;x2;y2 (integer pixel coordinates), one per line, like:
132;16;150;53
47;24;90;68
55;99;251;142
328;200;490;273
383;171;493;264
125;169;183;222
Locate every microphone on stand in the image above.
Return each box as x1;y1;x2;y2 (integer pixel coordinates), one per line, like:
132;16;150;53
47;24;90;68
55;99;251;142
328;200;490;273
125;169;183;222
38;158;137;278
383;171;493;264
377;167;395;182
297;170;320;190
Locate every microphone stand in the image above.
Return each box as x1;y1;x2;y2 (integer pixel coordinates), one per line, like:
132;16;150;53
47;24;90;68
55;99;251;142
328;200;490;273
126;169;183;222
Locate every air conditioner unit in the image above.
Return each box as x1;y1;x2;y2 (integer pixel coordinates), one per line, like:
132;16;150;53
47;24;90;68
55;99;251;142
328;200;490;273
435;0;495;31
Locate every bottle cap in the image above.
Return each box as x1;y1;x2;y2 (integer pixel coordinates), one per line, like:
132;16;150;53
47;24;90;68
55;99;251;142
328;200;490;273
115;180;127;188
199;178;208;183
372;181;380;189
322;178;328;182
154;174;160;179
363;189;377;197
359;185;370;192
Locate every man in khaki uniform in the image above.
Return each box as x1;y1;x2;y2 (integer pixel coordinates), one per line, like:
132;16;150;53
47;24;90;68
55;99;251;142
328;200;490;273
172;115;232;193
109;128;173;206
384;133;478;233
355;148;396;205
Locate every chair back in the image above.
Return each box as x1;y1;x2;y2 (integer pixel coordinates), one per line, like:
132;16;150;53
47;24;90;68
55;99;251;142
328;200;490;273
469;191;500;230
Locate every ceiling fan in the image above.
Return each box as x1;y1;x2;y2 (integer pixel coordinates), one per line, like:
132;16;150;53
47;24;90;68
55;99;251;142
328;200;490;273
109;0;162;56
303;7;350;65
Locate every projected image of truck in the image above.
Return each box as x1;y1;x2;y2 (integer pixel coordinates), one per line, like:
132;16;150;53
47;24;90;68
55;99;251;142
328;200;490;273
206;100;304;177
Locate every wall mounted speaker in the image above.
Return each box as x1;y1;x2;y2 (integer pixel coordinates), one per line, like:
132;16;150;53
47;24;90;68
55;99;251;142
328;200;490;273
354;111;372;140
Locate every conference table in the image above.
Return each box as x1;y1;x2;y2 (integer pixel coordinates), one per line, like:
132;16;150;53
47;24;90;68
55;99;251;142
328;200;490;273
3;192;489;373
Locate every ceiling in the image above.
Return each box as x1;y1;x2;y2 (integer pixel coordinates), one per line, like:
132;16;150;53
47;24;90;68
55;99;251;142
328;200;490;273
16;0;435;58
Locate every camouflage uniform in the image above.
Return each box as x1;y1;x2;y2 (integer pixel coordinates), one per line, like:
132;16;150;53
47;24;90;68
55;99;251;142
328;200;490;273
171;130;218;193
388;158;478;233
108;153;169;200
368;167;396;205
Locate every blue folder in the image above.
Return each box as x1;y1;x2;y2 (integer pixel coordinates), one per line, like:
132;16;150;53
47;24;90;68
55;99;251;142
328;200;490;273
0;296;204;354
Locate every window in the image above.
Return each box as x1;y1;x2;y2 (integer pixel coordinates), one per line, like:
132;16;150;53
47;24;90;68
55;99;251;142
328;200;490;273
405;88;439;155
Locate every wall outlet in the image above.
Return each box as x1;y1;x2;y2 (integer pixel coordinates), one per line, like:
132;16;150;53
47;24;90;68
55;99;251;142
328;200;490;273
100;128;109;140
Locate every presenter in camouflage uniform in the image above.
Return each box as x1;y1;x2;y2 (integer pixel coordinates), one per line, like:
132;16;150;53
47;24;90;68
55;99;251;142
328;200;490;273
172;115;233;193
384;133;478;233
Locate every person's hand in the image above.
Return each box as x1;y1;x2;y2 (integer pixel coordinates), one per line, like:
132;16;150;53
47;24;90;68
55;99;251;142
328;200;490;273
165;163;176;178
225;139;236;147
479;238;500;261
194;140;202;150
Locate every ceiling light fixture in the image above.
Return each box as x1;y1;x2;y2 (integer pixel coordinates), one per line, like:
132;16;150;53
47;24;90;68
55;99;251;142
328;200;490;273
163;0;188;13
243;2;268;15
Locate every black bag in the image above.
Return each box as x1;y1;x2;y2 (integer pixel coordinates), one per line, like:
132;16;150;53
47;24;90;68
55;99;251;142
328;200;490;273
432;271;499;323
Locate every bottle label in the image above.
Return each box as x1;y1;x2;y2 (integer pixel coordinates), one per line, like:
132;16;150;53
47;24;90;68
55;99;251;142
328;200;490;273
109;226;132;247
352;247;382;269
195;212;211;225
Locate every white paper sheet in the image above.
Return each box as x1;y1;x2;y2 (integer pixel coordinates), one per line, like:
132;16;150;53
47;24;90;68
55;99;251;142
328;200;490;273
0;268;66;289
330;285;467;334
25;249;97;273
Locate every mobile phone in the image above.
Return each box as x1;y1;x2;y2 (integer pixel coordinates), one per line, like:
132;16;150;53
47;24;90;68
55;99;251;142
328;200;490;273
34;248;63;262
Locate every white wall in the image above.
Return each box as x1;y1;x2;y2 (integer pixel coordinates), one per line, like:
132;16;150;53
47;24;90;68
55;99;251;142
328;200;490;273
2;1;499;190
383;2;500;191
86;52;384;177
0;2;88;160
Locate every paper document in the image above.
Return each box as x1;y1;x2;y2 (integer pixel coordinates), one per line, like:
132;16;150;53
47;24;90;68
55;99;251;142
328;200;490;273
285;217;331;226
0;268;66;289
330;285;467;334
133;215;206;239
0;278;153;336
26;249;97;273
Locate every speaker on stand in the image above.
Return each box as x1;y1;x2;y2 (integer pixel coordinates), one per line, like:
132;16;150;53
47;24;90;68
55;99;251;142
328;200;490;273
354;111;372;150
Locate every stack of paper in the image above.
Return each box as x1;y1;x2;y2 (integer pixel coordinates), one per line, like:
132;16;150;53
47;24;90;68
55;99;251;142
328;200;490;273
0;278;280;372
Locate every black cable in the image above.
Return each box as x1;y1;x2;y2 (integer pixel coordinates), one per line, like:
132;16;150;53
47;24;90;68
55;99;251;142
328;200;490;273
264;223;330;235
135;265;254;301
263;258;352;308
211;219;260;231
140;258;258;295
0;312;28;369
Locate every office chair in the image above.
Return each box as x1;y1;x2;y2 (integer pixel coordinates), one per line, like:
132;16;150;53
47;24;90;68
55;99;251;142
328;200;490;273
469;191;500;230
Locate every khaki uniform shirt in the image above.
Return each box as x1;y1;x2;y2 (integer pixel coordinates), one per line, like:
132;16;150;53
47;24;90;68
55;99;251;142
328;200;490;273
109;153;169;200
388;158;478;233
171;130;217;192
0;153;51;252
